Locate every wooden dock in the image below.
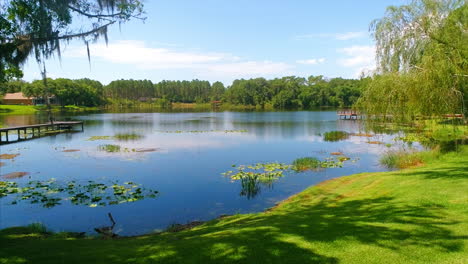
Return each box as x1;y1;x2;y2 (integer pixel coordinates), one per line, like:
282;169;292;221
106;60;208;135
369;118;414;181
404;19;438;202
337;109;363;120
0;121;83;144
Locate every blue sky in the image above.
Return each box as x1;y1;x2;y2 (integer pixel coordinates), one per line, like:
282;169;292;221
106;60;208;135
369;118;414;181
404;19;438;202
22;0;405;85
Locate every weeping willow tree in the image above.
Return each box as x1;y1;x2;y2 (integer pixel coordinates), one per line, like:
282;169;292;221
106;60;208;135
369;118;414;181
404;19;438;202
358;0;467;123
0;0;144;122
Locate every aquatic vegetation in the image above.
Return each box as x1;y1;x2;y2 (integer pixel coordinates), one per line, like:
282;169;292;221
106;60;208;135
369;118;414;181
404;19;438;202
97;145;159;153
155;129;248;134
323;131;349;142
320;158;346;168
0;162;5;167
0;154;19;160
292;157;346;171
88;133;144;142
98;144;121;153
223;163;285;199
239;175;264;199
330;152;343;155
2;172;29;179
87;136;112;141
114;133;144;141
0;179;158;208
337;156;350;162
223;162;293;181
351;133;374;137
292;157;321;171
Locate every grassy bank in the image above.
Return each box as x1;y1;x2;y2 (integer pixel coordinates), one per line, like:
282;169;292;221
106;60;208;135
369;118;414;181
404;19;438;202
0;105;40;115
0;105;101;115
1;147;467;263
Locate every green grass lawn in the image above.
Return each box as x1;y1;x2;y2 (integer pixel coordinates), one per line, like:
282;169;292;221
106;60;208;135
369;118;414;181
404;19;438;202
0;104;101;116
1;148;467;264
0;105;39;115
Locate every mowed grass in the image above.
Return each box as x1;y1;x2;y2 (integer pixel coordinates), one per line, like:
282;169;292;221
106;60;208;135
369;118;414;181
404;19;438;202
0;105;39;115
1;148;467;264
0;105;100;116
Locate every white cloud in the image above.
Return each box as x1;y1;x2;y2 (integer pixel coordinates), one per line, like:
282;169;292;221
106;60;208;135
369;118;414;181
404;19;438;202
337;45;375;77
296;58;326;65
335;31;367;40
295;31;367;41
65;40;293;80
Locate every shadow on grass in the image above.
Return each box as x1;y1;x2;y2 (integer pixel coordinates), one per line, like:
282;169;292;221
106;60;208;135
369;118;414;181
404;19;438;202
1;193;465;264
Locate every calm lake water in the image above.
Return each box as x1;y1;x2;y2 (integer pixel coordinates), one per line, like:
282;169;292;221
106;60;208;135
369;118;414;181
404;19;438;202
0;111;395;235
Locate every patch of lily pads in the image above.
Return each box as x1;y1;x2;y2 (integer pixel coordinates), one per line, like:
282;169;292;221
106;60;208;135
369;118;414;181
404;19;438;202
155;129;248;134
87;133;144;141
223;157;358;199
97;144;159;153
0;179;158;208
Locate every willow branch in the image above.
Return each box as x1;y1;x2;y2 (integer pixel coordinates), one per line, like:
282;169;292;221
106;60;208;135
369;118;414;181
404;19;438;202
67;5;123;18
3;22;115;43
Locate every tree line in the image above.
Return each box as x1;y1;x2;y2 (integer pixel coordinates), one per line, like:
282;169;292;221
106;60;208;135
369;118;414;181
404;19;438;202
0;76;366;109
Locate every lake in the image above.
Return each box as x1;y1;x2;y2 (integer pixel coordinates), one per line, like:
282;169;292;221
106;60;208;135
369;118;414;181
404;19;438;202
0;111;395;236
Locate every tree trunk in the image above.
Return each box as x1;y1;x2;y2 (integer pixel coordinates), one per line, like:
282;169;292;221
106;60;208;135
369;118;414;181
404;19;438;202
41;65;54;124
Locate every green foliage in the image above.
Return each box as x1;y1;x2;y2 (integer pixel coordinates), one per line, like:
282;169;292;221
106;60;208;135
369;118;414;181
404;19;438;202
360;0;467;121
323;131;349;142
0;0;144;83
0;179;158;208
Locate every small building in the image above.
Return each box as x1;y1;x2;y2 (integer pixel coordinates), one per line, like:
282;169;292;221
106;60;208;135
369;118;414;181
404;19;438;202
1;92;34;105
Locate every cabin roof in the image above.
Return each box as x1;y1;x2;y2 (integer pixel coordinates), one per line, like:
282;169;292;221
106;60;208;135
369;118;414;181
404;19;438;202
3;92;32;100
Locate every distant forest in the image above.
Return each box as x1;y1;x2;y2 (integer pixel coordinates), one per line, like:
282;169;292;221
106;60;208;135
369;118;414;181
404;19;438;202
0;76;367;109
